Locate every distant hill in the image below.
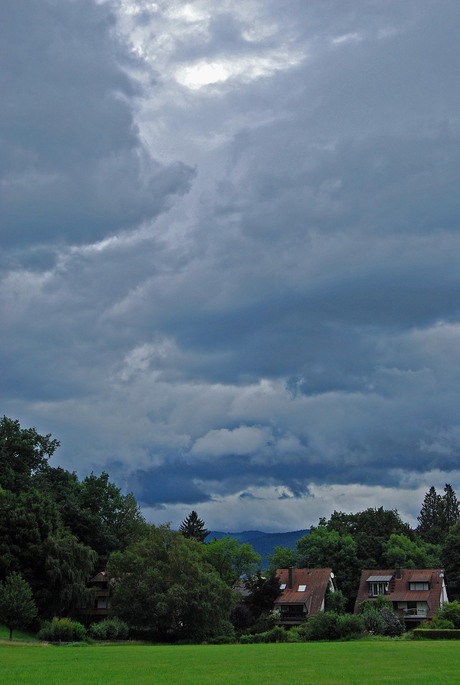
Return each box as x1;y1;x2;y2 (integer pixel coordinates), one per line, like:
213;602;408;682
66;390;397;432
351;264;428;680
205;529;310;569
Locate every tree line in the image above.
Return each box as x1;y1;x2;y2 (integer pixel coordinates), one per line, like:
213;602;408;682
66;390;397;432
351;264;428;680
2;415;460;641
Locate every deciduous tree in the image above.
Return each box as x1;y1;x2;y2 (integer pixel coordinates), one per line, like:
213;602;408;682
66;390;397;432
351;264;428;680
0;416;59;493
108;525;235;641
202;537;261;587
0;572;37;640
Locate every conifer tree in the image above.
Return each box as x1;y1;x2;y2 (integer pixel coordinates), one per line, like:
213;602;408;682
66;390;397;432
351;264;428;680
441;484;460;530
179;510;209;542
417;486;443;543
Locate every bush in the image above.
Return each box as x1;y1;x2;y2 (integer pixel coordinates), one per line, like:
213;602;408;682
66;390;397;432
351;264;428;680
380;608;404;637
436;601;460;628
89;618;129;641
326;590;347;614
427;617;455;630
337;613;364;639
360;603;403;637
38;617;86;642
239;625;287;643
362;607;385;634
304;612;340;641
413;628;460;640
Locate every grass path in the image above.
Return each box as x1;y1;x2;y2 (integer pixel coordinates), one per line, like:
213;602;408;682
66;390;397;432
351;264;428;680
2;640;460;685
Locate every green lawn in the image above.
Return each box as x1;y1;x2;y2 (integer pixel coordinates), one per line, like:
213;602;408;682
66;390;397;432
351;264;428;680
1;640;460;685
0;625;37;641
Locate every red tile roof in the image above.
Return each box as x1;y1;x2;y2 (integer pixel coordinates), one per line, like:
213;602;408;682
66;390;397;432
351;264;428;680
354;568;446;619
274;568;335;616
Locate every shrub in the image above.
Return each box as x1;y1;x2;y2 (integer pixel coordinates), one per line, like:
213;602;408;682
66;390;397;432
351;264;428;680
362;607;385;634
38;617;86;642
89;618;129;641
360;602;403;637
413;629;460;640
436;601;460;628
326;590;347;614
239;625;287;643
380;608;404;637
304;612;340;641
427;617;455;630
337;613;364;639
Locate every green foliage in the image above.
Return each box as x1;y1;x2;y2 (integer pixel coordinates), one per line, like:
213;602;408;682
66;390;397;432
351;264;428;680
359;599;403;637
379;607;404;637
42;532;97;617
337;613;365;639
413;628;460;640
325;589;347;614
243;571;281;621
304;611;341;641
266;545;298;573
296;527;359;607
325;508;411;568
202;537;261;587
361;607;385;634
107;525;236;642
74;472;146;567
425;617;454;629
0;416;59;493
442;522;460;598
89;617;129;640
383;533;441;568
239;625;288;643
0;572;38;640
417;484;460;544
179;511;209;542
37;617;86;642
435;600;460;628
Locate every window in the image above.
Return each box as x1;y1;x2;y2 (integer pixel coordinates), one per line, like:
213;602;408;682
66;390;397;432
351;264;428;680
297;584;307;592
366;575;392;596
280;583;286;590
409;582;429;591
369;582;388;596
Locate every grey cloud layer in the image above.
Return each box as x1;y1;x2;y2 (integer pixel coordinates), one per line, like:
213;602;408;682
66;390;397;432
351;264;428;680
2;0;460;530
0;0;193;249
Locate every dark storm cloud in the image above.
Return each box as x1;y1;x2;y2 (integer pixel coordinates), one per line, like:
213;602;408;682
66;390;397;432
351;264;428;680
0;0;193;248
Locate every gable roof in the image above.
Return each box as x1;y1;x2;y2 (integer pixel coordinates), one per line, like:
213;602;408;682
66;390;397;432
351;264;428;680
354;568;447;618
274;568;335;616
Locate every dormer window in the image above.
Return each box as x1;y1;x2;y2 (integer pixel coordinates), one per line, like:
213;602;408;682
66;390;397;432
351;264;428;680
366;575;392;596
409;581;429;591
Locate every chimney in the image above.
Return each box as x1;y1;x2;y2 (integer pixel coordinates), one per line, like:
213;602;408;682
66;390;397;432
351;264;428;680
395;568;402;579
288;567;294;589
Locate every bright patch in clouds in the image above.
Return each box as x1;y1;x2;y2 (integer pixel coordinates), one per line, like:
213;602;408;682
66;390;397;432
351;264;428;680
175;51;305;89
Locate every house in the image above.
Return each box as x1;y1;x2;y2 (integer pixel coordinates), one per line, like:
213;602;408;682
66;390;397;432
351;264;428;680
353;568;448;626
274;568;337;625
77;571;111;624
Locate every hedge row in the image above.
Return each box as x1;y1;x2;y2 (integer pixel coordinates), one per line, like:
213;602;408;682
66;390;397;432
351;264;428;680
413;629;460;640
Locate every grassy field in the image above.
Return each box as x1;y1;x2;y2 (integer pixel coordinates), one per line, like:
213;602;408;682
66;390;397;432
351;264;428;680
1;640;460;685
0;626;36;641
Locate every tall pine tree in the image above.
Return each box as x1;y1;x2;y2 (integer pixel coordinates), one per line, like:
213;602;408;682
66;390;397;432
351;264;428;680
417;484;460;544
441;484;460;530
179;511;209;542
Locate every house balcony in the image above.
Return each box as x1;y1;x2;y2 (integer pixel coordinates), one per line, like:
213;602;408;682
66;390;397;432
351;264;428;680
404;608;427;617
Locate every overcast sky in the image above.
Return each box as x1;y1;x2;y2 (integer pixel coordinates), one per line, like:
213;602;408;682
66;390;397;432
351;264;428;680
2;0;460;532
